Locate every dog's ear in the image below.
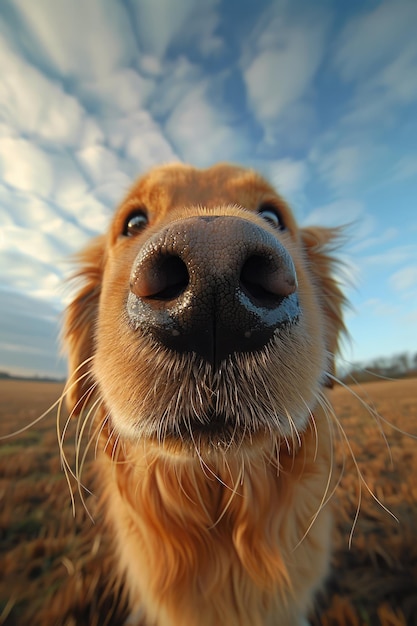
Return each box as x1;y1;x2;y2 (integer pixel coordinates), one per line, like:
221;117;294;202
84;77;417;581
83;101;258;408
63;235;106;415
301;227;347;387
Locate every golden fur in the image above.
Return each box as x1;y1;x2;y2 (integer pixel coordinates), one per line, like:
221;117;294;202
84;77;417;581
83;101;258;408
64;163;346;625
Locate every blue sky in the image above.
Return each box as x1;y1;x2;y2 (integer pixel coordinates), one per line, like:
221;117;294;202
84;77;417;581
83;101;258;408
0;0;416;378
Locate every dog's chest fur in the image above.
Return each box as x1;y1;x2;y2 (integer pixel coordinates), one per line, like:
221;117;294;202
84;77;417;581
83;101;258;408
100;412;332;626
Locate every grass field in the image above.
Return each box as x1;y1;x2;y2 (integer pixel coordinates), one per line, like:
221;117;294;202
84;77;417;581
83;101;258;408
0;378;416;625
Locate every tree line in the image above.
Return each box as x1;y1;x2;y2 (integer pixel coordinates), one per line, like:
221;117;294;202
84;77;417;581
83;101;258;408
341;352;417;384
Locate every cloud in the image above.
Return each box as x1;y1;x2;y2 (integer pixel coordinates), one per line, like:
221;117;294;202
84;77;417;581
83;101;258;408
334;0;417;83
308;135;390;196
60;195;110;237
389;155;417;183
80;68;154;115
0;33;103;147
128;0;222;60
363;245;416;268
335;1;417;128
101;110;179;172
77;144;132;203
242;5;328;125
148;56;202;118
360;298;400;318
0;184;53;228
310;144;368;195
2;225;64;267
389;266;417;293
319;146;361;191
11;0;136;80
164;82;248;166
0;138;94;210
0;288;66;377
0;218;89;305
350;227;398;254
0;177;107;306
0;137;54;197
264;158;309;201
303;199;364;228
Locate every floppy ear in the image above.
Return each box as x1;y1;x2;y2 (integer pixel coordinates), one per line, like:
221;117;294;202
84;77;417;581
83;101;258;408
301;227;347;387
63;235;106;414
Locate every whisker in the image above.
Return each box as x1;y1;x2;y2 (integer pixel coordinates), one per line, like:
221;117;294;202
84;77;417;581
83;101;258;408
94;413;110;459
57;377;98;502
293;393;340;551
322;382;399;544
75;396;102;485
0;396;62;440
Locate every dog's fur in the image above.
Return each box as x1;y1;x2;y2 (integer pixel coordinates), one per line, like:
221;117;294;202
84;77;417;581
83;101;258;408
64;163;346;626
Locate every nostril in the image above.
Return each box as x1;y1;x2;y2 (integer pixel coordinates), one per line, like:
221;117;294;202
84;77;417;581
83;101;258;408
240;254;297;307
131;255;189;300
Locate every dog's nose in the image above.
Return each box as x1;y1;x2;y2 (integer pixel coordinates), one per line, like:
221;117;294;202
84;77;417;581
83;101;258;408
127;215;299;368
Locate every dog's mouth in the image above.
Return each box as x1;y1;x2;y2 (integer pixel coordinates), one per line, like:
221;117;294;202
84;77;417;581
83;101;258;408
173;409;247;447
99;325;323;453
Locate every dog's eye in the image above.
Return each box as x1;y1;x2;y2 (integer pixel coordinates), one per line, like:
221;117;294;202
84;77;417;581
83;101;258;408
123;210;148;237
258;204;286;231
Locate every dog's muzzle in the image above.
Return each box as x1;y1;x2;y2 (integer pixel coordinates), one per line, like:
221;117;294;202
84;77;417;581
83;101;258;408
127;215;300;368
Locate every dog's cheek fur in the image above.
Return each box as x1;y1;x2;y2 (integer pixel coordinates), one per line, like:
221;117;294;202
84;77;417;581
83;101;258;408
63;235;105;414
301;227;346;386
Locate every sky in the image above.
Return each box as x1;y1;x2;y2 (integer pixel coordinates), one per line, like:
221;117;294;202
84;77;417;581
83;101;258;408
0;0;416;379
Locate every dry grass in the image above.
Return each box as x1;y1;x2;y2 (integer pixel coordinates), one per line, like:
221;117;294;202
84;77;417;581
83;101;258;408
0;378;416;625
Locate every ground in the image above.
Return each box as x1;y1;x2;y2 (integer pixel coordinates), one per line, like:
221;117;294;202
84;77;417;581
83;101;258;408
0;378;416;626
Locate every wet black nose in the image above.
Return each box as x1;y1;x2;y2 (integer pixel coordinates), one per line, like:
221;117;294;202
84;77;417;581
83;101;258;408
127;215;299;368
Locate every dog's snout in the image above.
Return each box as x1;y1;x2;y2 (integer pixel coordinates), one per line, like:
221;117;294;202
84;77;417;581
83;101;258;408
128;215;300;367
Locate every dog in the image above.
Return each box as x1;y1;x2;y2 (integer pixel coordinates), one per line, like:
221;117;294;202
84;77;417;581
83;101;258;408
63;163;346;626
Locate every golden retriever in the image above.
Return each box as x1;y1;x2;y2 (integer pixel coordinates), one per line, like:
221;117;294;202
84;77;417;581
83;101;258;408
63;163;346;626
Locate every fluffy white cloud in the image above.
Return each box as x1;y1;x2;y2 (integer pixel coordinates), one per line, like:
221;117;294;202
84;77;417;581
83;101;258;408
103;110;179;171
0;288;66;378
0;214;101;309
314;146;362;193
11;0;136;80
389;266;417;293
165;82;248;166
0;137;54;197
0;246;63;306
0;185;54;228
264;158;309;201
2;225;66;267
127;132;179;171
359;298;400;318
0;138;92;207
350;227;398;254
128;0;222;59
0;34;103;147
62;195;111;236
51;153;90;207
149;57;202;118
242;6;327;124
309;140;386;196
335;1;417;128
80;68;154;115
334;0;417;83
78;145;128;186
303;199;365;229
363;246;416;268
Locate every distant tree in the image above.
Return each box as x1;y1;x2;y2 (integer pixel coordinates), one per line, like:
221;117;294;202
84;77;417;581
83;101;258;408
342;351;416;384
